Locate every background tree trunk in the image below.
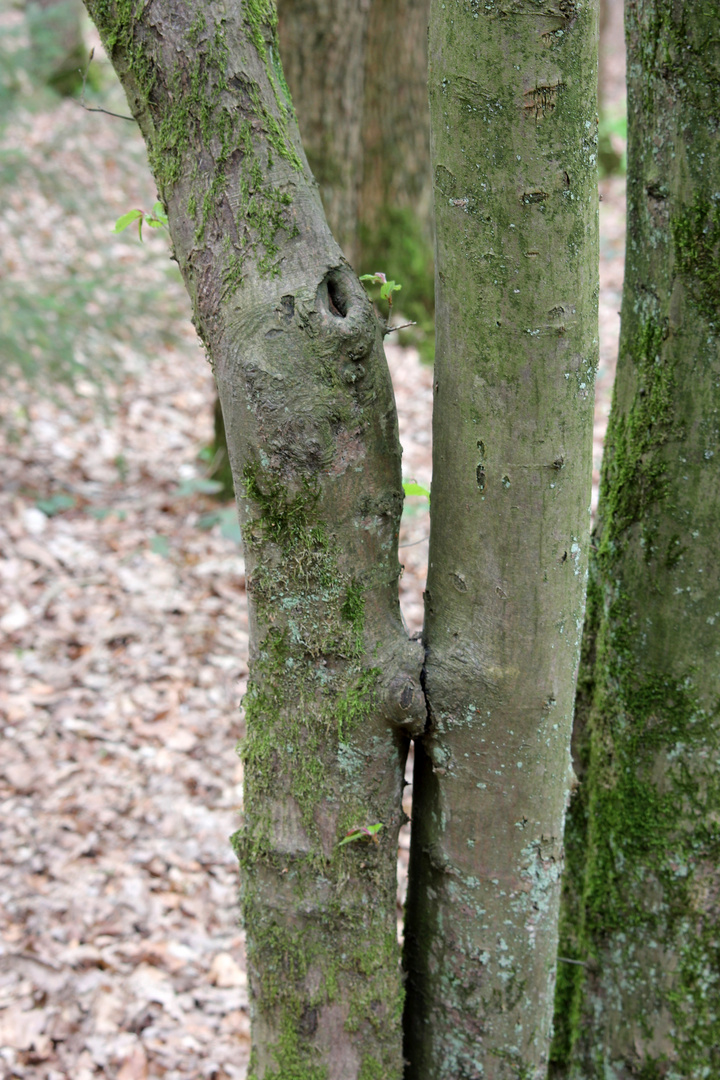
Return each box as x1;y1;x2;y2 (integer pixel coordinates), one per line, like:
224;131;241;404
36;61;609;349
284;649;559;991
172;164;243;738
355;0;434;352
277;0;434;354
402;2;599;1077
81;4;424;1077
553;3;720;1076
275;0;373;266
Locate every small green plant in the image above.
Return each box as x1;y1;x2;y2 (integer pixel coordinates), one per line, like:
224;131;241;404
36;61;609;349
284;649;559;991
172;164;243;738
113;201;168;242
359;272;402;315
338;822;384;847
35;493;76;516
196;505;243;544
149;534;171;557
174;476;225;497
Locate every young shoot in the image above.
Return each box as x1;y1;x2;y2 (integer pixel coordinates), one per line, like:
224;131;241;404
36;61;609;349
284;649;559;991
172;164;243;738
113;201;168;242
338;822;384;847
359;271;402;315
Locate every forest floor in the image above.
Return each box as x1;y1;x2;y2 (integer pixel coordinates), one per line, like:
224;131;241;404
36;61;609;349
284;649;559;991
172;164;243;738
0;12;626;1080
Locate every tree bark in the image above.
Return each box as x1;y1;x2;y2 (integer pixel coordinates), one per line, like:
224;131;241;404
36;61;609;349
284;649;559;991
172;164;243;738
81;4;424;1077
403;3;599;1077
553;3;720;1076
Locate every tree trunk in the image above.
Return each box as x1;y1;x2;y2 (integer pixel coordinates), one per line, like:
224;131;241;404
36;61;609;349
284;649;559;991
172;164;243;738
403;3;599;1077
357;0;431;255
277;0;434;351
553;4;720;1076
275;0;373;266
208;391;235;501
355;0;434;346
81;4;424;1077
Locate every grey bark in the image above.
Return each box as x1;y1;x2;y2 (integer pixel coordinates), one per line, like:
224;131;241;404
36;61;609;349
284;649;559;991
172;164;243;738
403;2;599;1077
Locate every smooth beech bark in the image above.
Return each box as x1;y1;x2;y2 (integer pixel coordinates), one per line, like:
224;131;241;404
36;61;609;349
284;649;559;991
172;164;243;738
81;3;424;1077
553;3;720;1076
403;3;598;1077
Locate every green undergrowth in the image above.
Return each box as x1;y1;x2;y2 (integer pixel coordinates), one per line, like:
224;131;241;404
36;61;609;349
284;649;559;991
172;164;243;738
0;43;192;422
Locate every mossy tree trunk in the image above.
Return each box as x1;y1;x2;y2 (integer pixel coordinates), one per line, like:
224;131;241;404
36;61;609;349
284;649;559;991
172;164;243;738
81;3;424;1077
84;0;600;1074
552;4;720;1077
206;0;432;503
402;2;598;1077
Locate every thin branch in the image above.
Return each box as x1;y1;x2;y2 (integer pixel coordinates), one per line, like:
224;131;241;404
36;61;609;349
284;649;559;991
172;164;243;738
399;535;429;548
384;320;417;336
557;956;587;967
79;49;135;122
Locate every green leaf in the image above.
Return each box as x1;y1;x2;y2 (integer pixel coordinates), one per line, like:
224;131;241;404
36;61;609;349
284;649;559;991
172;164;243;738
112;209;143;233
150;535;171;557
403;480;431;503
87;506;127;521
196;511;221;530
196;507;242;543
175;477;225;496
338;822;384;846
151;201;168;225
219;507;242;543
35;493;76;515
380;281;401;302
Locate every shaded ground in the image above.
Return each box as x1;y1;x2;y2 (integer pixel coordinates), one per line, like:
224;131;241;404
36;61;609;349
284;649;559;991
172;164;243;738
0;12;625;1080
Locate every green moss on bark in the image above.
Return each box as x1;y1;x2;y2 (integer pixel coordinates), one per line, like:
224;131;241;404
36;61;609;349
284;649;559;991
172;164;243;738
86;0;300;274
671;196;720;322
